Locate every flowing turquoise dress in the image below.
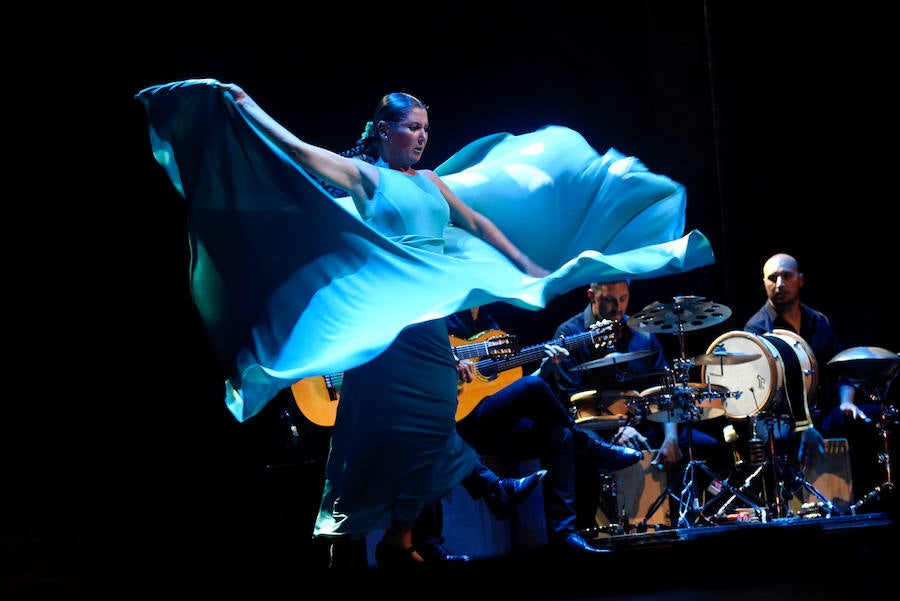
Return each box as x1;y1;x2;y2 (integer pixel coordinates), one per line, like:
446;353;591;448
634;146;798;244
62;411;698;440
135;78;715;537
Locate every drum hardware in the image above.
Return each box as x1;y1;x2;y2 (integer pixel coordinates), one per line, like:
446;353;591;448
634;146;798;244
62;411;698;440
828;346;899;513
634;425;740;530
640;382;730;423
700;413;838;522
635;379;734;528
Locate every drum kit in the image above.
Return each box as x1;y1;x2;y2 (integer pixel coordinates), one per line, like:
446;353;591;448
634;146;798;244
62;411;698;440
572;296;749;432
570;295;900;530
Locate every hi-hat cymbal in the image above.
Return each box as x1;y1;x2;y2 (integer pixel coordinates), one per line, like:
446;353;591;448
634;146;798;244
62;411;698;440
628;297;732;334
692;351;761;366
827;346;899;384
574;350;657;371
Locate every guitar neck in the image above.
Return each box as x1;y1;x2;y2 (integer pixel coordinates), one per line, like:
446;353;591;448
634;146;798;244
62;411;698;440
455;339;505;361
474;323;617;378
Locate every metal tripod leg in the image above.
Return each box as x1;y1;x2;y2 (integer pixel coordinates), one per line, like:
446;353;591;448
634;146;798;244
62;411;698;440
633;463;682;533
849;400;896;514
781;462;839;517
697;461;768;523
634;418;710;531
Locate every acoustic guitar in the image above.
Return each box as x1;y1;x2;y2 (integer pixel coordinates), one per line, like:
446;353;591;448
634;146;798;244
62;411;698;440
453;319;621;420
292;319;620;425
291;332;520;427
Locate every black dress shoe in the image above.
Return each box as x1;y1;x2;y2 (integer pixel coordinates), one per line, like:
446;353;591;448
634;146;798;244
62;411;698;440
554;532;612;554
484;469;548;520
420;543;471;563
573;426;643;471
374;541;424;568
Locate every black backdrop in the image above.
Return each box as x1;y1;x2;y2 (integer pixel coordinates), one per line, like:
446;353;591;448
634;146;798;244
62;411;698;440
8;0;898;587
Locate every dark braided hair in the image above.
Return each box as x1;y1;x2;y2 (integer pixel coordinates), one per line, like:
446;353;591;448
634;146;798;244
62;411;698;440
315;92;428;197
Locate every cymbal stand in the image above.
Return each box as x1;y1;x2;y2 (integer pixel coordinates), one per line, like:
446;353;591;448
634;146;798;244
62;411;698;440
849;377;897;514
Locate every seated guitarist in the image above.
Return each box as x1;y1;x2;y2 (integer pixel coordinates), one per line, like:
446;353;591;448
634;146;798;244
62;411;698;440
412;304;644;561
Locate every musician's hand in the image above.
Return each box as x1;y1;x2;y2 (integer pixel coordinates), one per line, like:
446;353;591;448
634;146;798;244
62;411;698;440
543;344;569;365
614;426;651;452
839;400;869;423
653;435;681;469
798;426;825;466
457;358;474;383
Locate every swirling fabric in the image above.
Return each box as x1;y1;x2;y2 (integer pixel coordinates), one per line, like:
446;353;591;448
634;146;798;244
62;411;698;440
135;78;715;422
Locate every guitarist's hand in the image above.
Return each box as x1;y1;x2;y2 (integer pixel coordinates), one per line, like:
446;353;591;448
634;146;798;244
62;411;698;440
543;344;569;364
457;359;475;383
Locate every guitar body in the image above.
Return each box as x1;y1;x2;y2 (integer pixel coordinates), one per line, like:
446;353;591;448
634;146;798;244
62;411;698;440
291;374;341;427
452;330;524;421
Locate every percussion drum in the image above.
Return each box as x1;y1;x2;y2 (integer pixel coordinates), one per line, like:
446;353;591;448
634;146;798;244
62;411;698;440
640;383;727;422
596;449;669;530
766;328;818;404
701;330;816;422
570;389;641;432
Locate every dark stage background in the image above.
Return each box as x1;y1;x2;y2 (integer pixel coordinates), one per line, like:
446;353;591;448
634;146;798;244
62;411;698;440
7;1;898;591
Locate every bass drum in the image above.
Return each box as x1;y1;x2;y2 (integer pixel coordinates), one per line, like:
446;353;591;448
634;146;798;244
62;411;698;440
701;330;817;425
701;331;782;419
765;328;818;407
759;329;816;429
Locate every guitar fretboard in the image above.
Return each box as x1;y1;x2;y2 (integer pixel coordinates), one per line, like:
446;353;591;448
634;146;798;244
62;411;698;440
474;321;619;378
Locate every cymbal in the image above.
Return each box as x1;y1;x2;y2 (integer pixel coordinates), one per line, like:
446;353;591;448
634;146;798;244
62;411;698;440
628;297;732;334
574;350;657;371
692;350;761;366
827;346;899;384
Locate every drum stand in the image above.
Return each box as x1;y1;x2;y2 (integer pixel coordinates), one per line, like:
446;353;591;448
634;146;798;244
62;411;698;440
633;363;737;530
848;383;897;514
828;346;899;514
699;413;837;521
634;322;738;530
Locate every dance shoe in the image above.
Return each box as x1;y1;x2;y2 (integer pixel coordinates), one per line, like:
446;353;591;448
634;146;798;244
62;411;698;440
553;532;612;554
374;541;423;569
484;469;548;520
420;542;472;563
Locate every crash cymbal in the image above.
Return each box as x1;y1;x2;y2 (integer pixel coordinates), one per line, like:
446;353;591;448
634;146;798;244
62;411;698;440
574;350;657;371
692;350;761;366
827;346;899;384
628;296;732;334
